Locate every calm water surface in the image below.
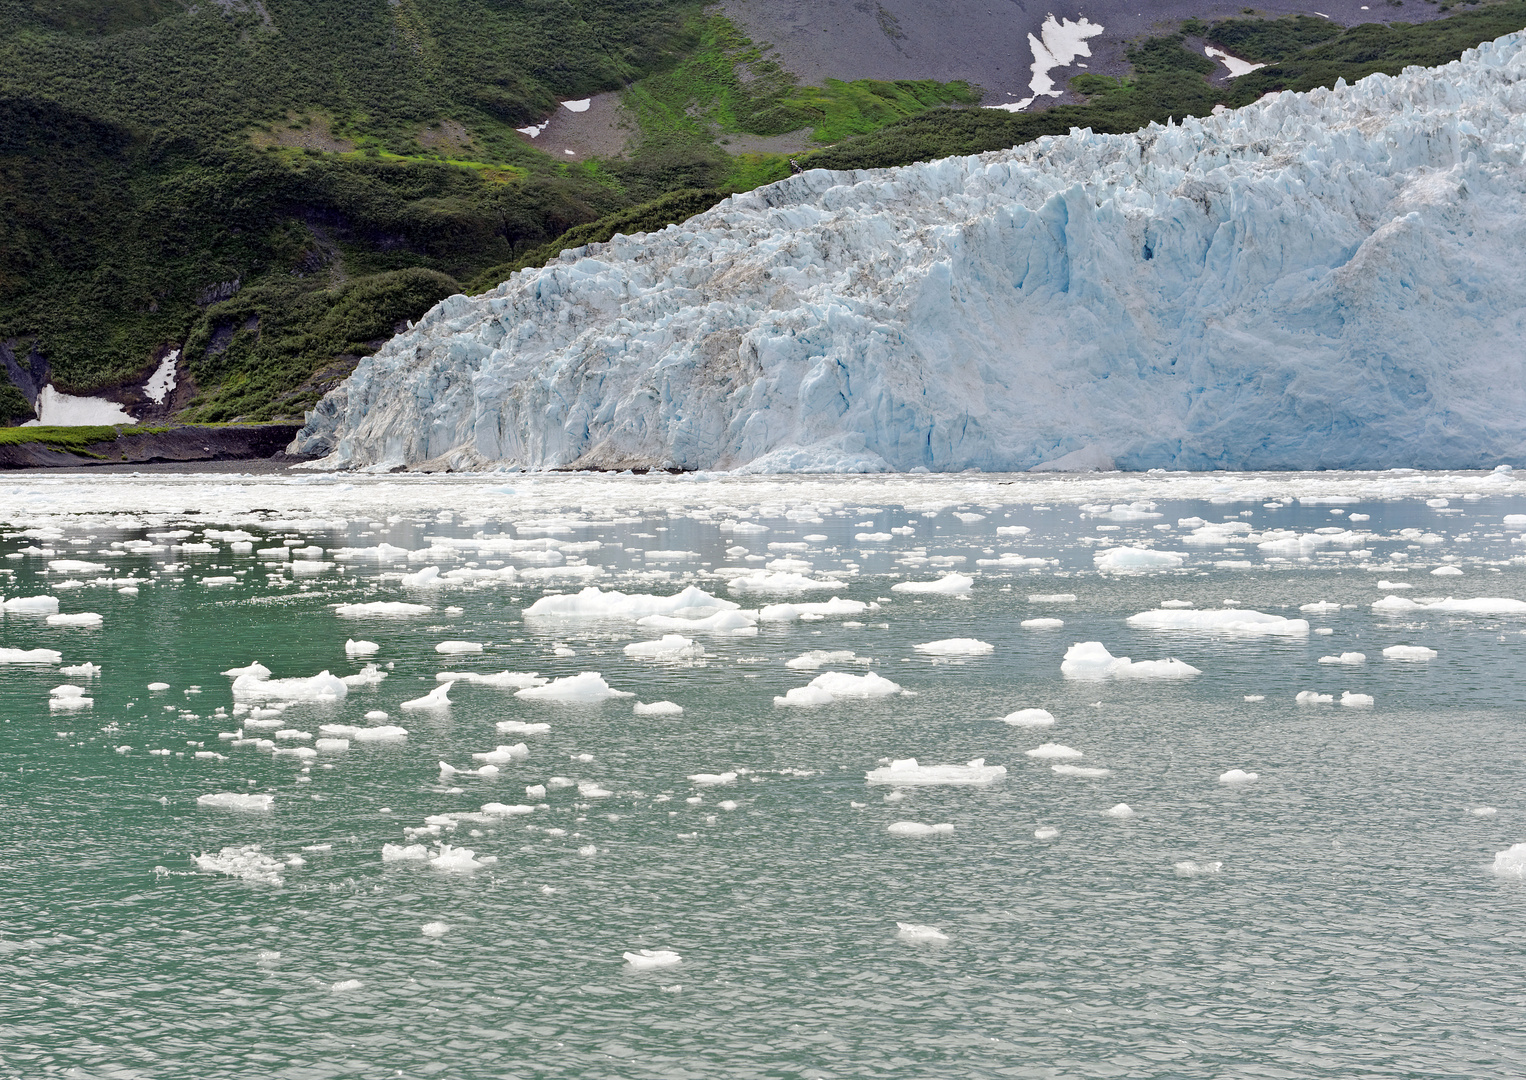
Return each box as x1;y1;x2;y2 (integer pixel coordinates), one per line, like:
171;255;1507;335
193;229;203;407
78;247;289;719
1;471;1524;1079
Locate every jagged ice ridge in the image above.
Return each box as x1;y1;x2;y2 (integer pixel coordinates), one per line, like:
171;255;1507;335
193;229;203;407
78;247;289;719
295;34;1526;472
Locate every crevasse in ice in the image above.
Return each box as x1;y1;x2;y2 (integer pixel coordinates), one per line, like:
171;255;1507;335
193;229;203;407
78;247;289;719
295;33;1526;472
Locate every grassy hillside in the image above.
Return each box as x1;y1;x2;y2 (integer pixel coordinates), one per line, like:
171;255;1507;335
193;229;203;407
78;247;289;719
0;0;975;421
2;0;1523;424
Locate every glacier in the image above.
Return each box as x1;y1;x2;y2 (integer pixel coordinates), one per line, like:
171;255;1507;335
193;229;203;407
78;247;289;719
294;33;1526;473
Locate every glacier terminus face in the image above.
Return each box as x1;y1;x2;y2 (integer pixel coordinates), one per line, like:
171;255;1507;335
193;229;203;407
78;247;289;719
294;33;1526;473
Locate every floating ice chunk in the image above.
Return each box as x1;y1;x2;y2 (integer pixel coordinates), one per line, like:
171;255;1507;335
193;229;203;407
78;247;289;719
352;725;408;742
222;661;272;678
1491;843;1526;879
46;612;102;627
1061;642;1199;680
1025;743;1081;760
688;771;736;786
1341;690;1374;707
891;573;973;595
1431;565;1464;576
1174;860;1223;876
623;635;703;660
1299;601;1341;613
758;597;871;622
48;685;92;710
865;757;1006;786
997;526;1031;536
1029;593;1076;602
525;784;547;800
887;821;955;837
147;681;170;690
1383;645;1437;660
634;611;758;642
421;921;449;938
315;738;350;752
1125;608;1308;636
193;844;286;884
47;559;106;574
335;601;432;616
1318;652;1366;665
341;663;387;687
1296;690;1334;704
197;792;274;811
1472;806;1498;817
194;750;226;761
1053;764;1112;778
913;638;993;656
1003;708;1055;728
233;670;347;702
725;569;835;594
330;979;362;992
1243;695;1265;702
401;566;443;587
578;844;598;855
3;595;58;613
1159;599;1193;609
0;647;62;664
429;843;491;872
481;802;534;816
1021;618;1064;629
856;532;892;542
577;782;613;798
345;639;380;656
515;671;633;702
59;662;99;677
1373;596;1526;614
1218;769;1259;784
364;710;389;721
775;670;902;706
634;700;683;716
496;719;552;734
435;640;483;654
274;729;312;741
401;683;453;710
526;585;737;620
1033;826;1059;839
786;649;866;669
1376;580;1412;590
473;743;529;765
896;923;949;942
624;948;681;969
382;843;429;861
1103;803;1135;818
442;670;548;689
273;746;316;759
1095;547;1183;572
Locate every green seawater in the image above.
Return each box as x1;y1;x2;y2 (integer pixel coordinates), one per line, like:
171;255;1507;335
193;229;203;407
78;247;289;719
2;471;1525;1078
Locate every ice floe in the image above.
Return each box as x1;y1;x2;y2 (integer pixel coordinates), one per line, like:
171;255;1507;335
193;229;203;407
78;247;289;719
865;757;1006;785
887;821;955;837
1061;642;1200;679
1002;708;1056;727
624;949;681;969
623;634;703;660
1024;743;1082;759
775;671;902;706
1126;607;1309;636
634;700;683;716
197;792;274;811
400;683;454;710
896;923;949;942
1218;769;1259;784
890;573;973;595
193;845;286;885
1491;843;1526;879
514;671;633;702
1095;547;1184;572
1383;645;1437;660
913;638;993;656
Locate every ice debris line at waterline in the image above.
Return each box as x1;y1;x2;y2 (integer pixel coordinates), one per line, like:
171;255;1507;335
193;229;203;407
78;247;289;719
294;33;1526;474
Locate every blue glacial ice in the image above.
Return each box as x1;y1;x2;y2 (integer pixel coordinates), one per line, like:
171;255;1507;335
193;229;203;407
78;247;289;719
295;33;1526;473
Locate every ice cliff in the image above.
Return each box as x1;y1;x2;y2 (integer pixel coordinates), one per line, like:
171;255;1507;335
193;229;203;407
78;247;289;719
295;33;1526;472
